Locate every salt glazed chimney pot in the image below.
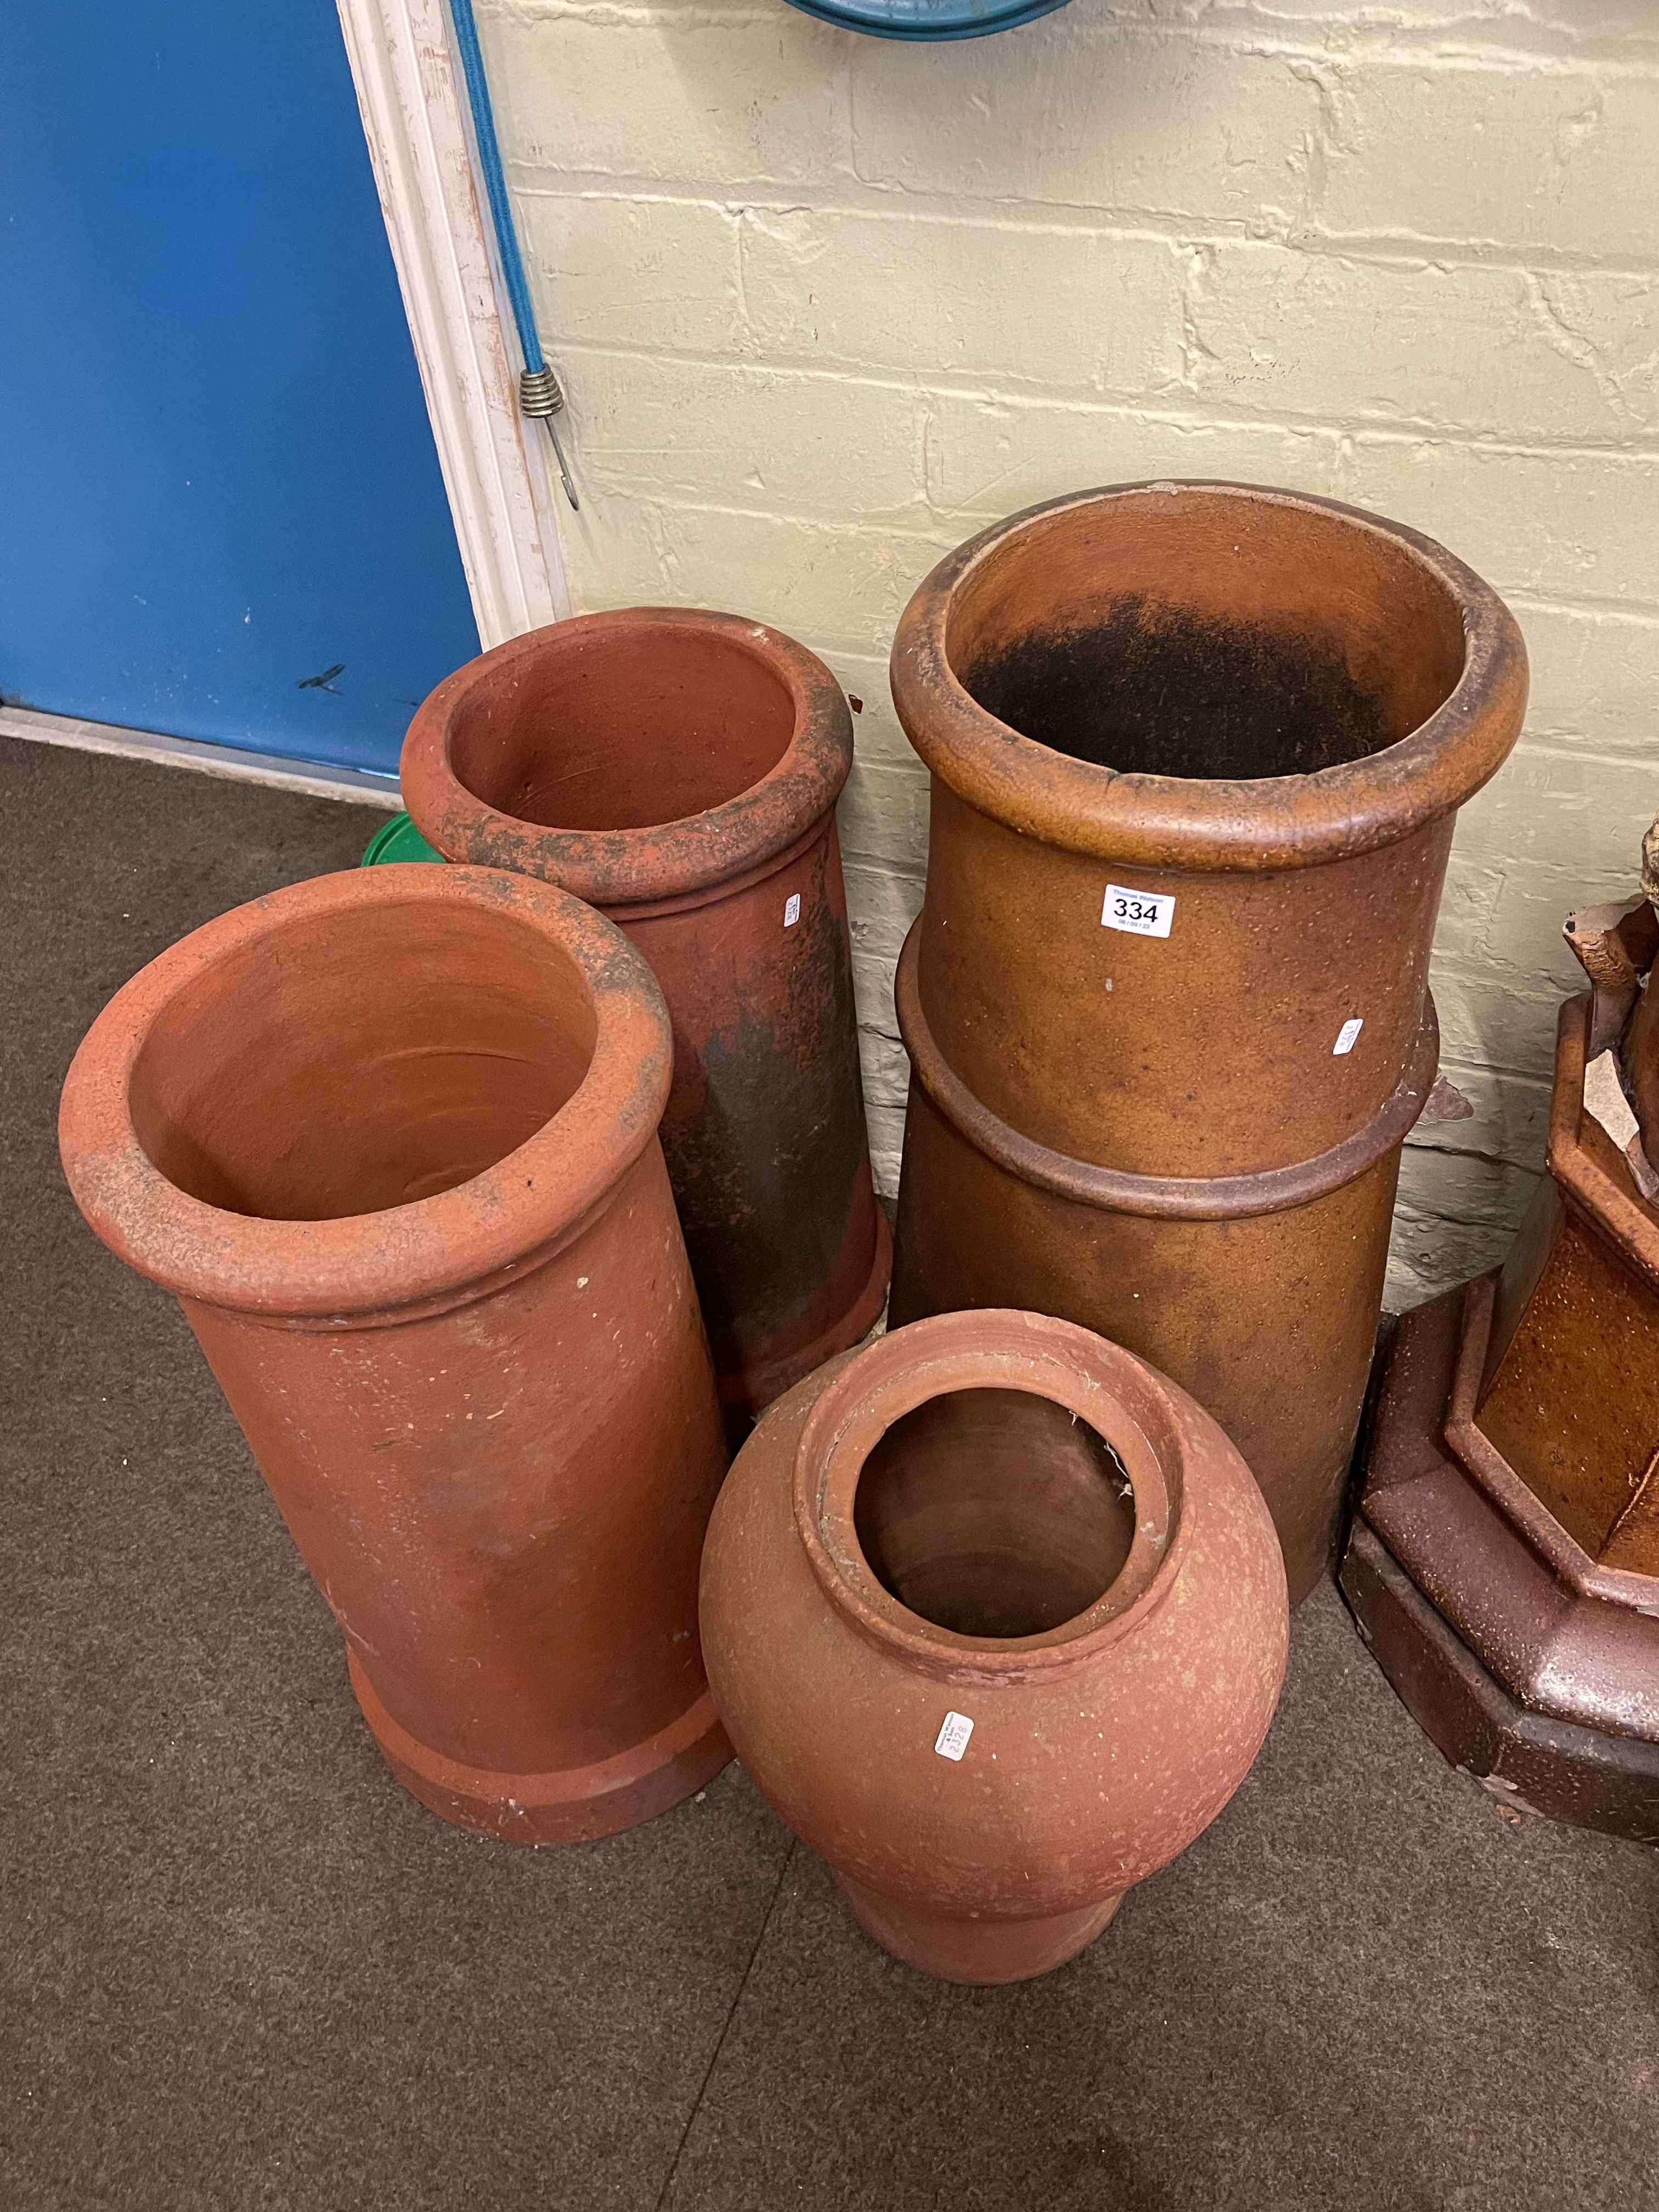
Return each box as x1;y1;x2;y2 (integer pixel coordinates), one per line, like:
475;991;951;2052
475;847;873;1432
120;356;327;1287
699;1308;1288;1984
58;866;731;1843
885;482;1528;1603
399;608;891;1430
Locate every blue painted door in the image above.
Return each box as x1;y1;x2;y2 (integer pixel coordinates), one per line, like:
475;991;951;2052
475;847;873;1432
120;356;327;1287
1;5;479;775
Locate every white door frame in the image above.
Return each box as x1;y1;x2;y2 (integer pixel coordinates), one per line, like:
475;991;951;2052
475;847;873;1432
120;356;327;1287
335;0;570;648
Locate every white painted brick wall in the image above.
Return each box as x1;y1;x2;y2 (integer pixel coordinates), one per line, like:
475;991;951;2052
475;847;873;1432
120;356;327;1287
480;0;1659;1307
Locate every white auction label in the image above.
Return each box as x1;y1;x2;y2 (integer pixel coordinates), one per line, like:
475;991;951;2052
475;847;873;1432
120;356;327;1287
783;893;802;928
934;1711;974;1761
1333;1017;1364;1056
1102;884;1175;938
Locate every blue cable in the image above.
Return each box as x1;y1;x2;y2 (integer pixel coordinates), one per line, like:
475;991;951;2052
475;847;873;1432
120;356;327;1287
447;0;579;505
448;0;540;370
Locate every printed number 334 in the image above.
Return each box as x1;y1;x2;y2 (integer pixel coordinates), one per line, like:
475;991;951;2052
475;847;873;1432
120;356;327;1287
1101;884;1175;939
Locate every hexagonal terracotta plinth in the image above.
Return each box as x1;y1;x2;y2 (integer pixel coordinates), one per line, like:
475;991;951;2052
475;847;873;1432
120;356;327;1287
1341;992;1659;1844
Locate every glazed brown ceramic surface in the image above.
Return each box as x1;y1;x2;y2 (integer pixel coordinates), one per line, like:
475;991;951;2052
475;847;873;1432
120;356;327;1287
699;1309;1288;1984
1342;994;1659;1843
887;482;1527;1602
1341;1521;1659;1845
1477;995;1659;1570
59;866;731;1843
400;609;889;1426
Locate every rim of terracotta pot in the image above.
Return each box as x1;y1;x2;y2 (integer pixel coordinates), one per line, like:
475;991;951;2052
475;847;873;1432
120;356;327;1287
889;480;1529;874
793;1308;1194;1687
400;608;855;906
58;866;672;1322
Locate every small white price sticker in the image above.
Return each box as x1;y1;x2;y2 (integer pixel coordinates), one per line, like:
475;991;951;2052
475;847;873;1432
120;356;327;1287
934;1711;974;1761
783;893;801;928
1102;884;1175;939
1333;1018;1364;1056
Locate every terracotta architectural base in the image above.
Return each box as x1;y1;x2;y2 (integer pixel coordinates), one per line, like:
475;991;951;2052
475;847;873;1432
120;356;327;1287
1341;1525;1659;1843
350;1656;732;1847
1340;1284;1659;1846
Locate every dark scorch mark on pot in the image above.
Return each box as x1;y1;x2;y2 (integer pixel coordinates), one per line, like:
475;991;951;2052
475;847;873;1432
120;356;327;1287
963;597;1393;781
662;853;867;1376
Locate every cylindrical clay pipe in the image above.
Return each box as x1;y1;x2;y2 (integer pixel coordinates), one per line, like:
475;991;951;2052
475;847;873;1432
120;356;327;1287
59;865;731;1842
400;607;890;1430
886;481;1527;1602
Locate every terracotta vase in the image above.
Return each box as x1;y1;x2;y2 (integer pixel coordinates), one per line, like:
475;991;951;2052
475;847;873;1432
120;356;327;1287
400;608;890;1429
1343;983;1659;1843
59;866;731;1843
699;1308;1288;1984
885;481;1527;1603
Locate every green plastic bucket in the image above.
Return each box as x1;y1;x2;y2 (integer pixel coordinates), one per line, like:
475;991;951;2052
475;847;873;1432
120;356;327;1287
362;812;445;866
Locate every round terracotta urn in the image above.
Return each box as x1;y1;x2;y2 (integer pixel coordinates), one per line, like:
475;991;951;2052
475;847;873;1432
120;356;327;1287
400;608;891;1429
887;481;1528;1604
59;866;731;1843
699;1308;1288;1984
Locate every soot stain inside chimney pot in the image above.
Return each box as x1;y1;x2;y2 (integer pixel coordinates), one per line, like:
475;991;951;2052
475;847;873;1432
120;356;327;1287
963;597;1394;781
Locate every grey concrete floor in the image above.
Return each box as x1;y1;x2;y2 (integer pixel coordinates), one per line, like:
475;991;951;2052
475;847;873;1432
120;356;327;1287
3;734;1655;2211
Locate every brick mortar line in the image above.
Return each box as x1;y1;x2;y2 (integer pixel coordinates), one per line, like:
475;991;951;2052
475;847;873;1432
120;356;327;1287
562;587;1659;662
1430;967;1616;1004
1480;736;1659;773
1504;594;1659;631
553;342;1659;463
509;174;1659;279
567;503;1659;628
1393;1192;1542;1229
